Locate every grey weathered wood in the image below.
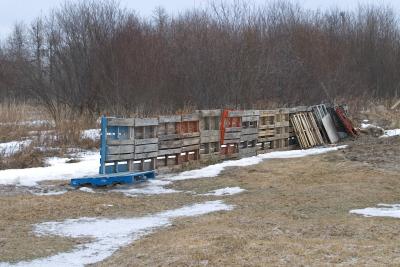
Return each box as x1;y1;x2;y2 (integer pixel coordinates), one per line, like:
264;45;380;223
107;145;135;155
200;135;219;143
108;118;135;126
134;143;158;153
134;118;158;126
199;110;221;117
159;139;182;149
225;127;241;133
241;128;258;135
181;113;200;121
158;115;181;123
181;144;200;152
106;153;134;162
134;152;158;159
107;139;135;145
134;138;158;145
240;134;258;142
224;132;241;140
158;148;182;156
200;130;219;137
182;138;200;146
242;115;259;122
158;134;180;141
179;132;200;138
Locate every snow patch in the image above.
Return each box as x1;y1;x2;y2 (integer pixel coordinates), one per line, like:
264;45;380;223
112;179;179;196
350;203;400;218
81;129;100;140
30;190;67;196
0;151;99;186
79;187;95;193
0;140;32;156
3;200;233;267
381;129;400;138
168;145;347;181
203;187;245;196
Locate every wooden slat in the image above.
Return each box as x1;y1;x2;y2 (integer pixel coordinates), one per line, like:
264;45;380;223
135;138;158;145
107;145;135;155
135;118;158;126
135;143;158;153
181;113;200;121
107;118;135;126
107;139;135;145
158;115;181;123
182;138;200;146
159;139;182;149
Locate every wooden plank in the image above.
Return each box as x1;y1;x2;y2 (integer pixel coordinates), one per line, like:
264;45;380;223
200;130;220;137
134;118;158;126
107;118;135;126
240;134;258;142
134;152;158;159
241;128;258;135
134;143;158;153
158;134;180;141
135;138;158;145
241;110;260;116
158;148;182;156
181;113;200;121
107;139;135;145
199;110;221;117
242;115;259;122
200;135;219;143
224;132;241;139
159;139;182;149
179;132;200;138
182;138;200;146
106;153;134;162
158;115;181;123
181;144;200;152
107;145;135;155
225;127;241;133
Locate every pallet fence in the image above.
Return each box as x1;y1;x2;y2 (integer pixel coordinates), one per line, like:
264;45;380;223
100;108;312;174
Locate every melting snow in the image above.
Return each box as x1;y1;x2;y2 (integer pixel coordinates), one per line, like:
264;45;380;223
381;129;400;138
81;129;100;140
350;204;400;218
112;179;179;196
0;140;32;156
79;187;95;193
2;200;233;267
168;146;347;181
203;187;245;196
0;151;99;186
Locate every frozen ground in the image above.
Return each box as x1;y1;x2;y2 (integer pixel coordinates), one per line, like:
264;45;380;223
2;200;233;267
350;204;400;218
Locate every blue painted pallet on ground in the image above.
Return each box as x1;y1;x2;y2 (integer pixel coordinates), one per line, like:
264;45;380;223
70;170;156;187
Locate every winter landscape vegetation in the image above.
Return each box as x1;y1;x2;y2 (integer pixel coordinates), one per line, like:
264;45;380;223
0;0;399;266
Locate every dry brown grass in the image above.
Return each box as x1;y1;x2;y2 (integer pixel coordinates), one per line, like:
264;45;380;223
0;136;399;266
0;101;100;169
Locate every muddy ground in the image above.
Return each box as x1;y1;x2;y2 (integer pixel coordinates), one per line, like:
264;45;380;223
0;135;399;266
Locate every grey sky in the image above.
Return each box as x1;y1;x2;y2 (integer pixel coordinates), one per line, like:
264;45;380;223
1;0;399;39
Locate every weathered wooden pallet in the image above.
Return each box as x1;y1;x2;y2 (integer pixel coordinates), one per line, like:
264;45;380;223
290;112;324;149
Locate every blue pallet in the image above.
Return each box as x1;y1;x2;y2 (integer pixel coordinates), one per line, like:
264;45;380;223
71;170;156;187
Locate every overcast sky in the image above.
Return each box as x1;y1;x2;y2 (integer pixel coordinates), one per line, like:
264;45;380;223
1;0;399;39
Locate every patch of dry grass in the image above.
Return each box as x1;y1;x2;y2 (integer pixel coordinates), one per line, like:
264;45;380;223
0;137;400;266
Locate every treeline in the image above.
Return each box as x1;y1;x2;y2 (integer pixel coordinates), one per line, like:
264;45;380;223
0;0;399;118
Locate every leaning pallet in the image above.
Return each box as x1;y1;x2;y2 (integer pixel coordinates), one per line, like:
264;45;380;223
290;112;324;149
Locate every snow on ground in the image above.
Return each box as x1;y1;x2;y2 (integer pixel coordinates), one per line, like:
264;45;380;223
0;120;52;127
350;204;400;218
168;146;347;181
0;151;99;186
79;187;95;193
81;129;100;140
2;200;233;267
0;140;32;156
30;190;68;196
112;179;179;196
381;129;400;138
203;187;245;196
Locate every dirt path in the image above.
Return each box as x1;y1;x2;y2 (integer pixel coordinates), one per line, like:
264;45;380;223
1;136;399;266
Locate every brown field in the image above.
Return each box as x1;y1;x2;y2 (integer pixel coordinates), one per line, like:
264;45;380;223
0;135;399;266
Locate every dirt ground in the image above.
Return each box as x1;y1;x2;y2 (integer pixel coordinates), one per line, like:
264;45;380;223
0;135;399;266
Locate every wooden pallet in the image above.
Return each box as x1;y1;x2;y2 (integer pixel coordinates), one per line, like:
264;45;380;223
290;112;324;149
